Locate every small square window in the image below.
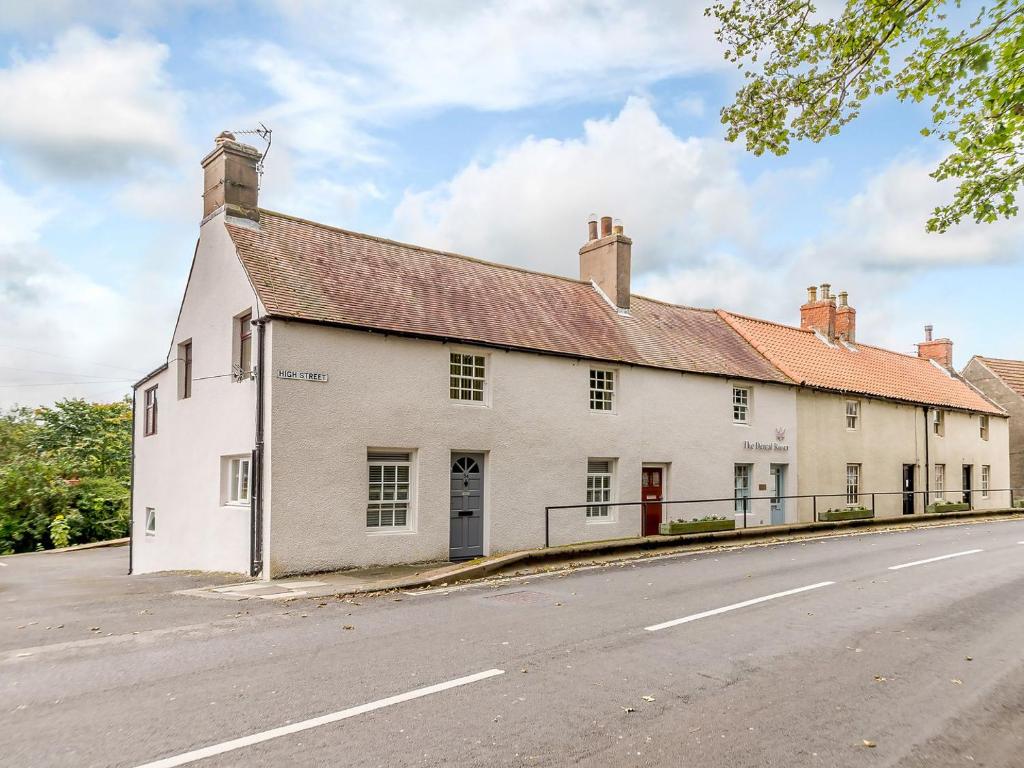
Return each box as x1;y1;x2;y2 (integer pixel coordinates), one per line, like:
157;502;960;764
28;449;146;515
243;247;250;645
145;507;156;536
450;352;486;403
733;387;750;424
589;369;615;411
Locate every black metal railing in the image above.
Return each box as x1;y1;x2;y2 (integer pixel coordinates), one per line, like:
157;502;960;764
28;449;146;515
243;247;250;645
543;488;1023;548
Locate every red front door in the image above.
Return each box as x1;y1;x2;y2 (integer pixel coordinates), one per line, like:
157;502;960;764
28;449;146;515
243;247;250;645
641;468;663;536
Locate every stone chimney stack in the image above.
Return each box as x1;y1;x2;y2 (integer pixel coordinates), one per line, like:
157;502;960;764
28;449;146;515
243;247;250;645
580;214;632;311
800;283;837;340
917;325;954;368
835;290;856;342
201;131;262;223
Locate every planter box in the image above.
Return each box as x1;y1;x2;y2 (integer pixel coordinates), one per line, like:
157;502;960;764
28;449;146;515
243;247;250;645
659;519;735;535
926;502;971;513
819;507;873;522
1014;500;1024;509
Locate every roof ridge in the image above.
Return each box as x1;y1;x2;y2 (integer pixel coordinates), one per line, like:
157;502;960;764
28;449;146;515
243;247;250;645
255;208;722;315
721;310;944;365
977;354;1024;365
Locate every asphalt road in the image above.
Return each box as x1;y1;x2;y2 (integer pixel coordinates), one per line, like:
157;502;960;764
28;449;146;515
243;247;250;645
2;519;1024;767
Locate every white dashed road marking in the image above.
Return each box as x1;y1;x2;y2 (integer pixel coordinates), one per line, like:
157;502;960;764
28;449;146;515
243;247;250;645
888;549;984;571
133;668;505;768
644;581;835;632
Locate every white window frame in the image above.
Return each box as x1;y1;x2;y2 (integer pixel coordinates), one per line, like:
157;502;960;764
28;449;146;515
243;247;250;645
933;409;945;437
981;465;990;498
145;507;156;537
846;463;861;506
734;463;752;515
366;452;414;531
589;368;615;412
733;386;751;424
934;463;946;501
586;459;615;520
979;415;989;441
449;351;488;405
846;400;860;431
225;455;251;506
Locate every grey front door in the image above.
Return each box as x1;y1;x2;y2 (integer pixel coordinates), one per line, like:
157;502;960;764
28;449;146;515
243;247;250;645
450;453;484;560
770;464;786;524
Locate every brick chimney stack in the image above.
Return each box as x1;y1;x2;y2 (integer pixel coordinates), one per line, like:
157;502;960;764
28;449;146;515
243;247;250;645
201;131;262;223
917;324;954;368
800;283;837;339
835;290;856;342
580;214;632;311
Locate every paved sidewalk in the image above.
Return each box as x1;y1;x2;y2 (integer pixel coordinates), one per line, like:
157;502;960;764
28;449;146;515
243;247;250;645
176;562;467;600
175;508;1024;601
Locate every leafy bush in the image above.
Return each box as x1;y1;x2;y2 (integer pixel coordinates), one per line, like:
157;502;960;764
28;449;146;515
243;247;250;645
0;399;131;554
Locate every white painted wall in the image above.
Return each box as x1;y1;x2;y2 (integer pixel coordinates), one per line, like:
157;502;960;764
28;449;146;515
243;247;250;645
795;390;1010;521
265;322;799;576
131;212;264;574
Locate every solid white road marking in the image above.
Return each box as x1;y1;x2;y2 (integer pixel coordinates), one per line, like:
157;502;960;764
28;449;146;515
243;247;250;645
887;549;983;571
0;562;7;566
644;581;835;632
133;668;505;768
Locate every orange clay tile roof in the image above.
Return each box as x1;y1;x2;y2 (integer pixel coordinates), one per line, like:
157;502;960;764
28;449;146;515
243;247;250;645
225;210;790;384
719;311;1003;415
974;356;1024;400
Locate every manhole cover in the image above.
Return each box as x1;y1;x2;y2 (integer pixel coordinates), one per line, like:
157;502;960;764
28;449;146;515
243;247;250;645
484;590;552;605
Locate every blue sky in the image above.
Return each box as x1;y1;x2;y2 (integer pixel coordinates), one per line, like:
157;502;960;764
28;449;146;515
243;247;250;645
1;1;1021;408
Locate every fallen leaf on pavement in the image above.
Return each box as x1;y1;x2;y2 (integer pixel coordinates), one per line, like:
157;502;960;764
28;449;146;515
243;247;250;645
342;625;355;630
622;707;636;713
862;740;876;748
642;696;656;702
951;679;963;685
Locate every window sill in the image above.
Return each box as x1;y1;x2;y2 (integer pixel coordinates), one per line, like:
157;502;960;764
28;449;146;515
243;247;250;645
733;421;750;427
222;502;249;509
366;528;417;537
450;400;489;408
585;518;618;525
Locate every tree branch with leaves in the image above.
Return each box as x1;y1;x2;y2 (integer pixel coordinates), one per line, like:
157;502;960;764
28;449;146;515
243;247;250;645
707;0;1024;231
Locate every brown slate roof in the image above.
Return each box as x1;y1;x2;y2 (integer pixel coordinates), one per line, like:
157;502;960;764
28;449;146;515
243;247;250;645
719;311;1003;415
225;210;790;384
974;356;1024;400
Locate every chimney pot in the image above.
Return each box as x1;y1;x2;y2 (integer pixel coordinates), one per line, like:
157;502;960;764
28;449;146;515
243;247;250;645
820;283;831;300
801;281;837;339
600;216;613;238
838;290;848;308
924;324;933;342
612;218;624;235
587;213;598;242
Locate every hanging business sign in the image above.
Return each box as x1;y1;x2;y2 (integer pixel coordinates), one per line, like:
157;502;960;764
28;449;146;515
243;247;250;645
277;369;329;382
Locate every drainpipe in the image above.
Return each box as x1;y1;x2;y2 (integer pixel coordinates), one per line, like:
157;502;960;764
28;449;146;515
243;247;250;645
923;406;931;504
128;387;136;575
251;318;267;577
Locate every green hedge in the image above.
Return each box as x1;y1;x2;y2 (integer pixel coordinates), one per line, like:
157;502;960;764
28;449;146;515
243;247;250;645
925;501;971;513
659;519;736;535
819;507;873;521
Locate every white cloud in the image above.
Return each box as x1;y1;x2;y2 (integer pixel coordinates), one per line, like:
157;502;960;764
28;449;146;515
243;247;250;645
393;97;754;277
0;173;51;246
0;27;185;177
268;1;725;114
0;0;195;33
825;156;1024;267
